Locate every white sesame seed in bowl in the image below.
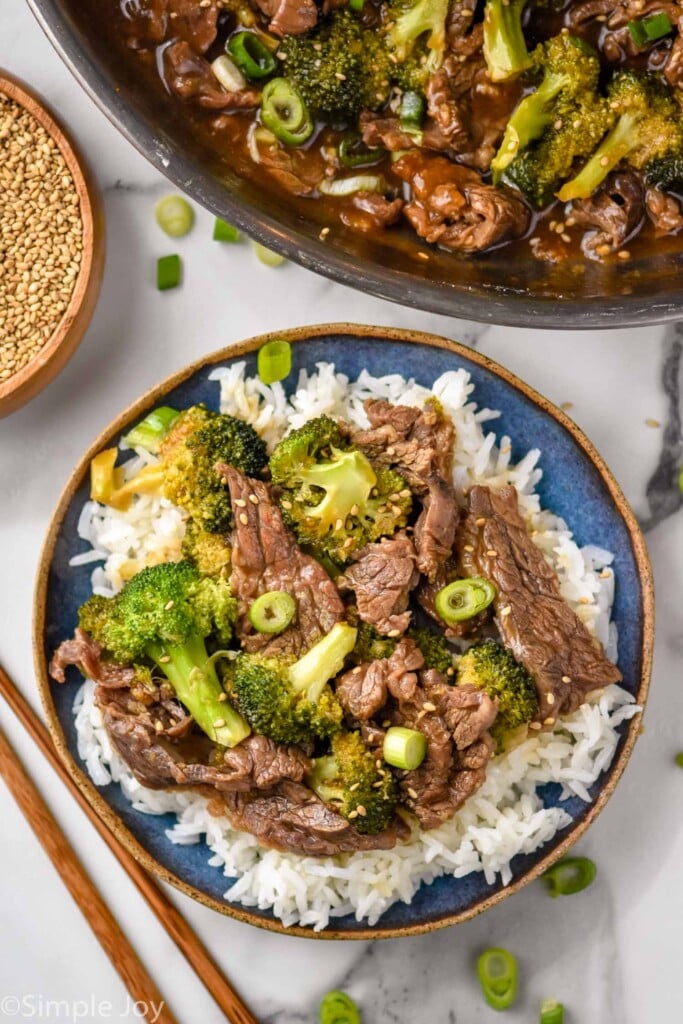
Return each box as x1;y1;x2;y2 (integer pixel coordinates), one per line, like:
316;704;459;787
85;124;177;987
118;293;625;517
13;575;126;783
0;69;104;418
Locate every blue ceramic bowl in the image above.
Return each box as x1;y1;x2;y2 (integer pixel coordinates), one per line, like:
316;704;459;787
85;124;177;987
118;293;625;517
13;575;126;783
34;325;653;939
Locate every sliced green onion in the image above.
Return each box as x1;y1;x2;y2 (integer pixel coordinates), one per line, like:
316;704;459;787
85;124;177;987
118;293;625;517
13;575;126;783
319;175;386;197
157;254;181;291
258;339;292;384
213;218;241;242
349;0;364;10
542;857;596;897
253;242;285;267
679;467;683;492
260;78;313;146
435;577;496;625
477;948;518;1011
338;132;384;169
211;54;247;92
540;1000;564;1024
227;31;278;80
123;406;179;452
383;726;427;770
628;11;672;45
399;90;426;129
674;752;683;768
319;990;360;1024
154;195;194;238
249;591;296;634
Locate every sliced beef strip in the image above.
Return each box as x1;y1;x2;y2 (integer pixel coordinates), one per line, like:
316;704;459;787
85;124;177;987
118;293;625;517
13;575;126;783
359;111;457;157
219;465;344;657
665;30;683;86
222;780;409;856
646;187;683;236
250;0;317;35
122;0;218;51
413;476;459;581
390;667;497;830
50;628;137;689
457;484;622;718
393;151;529;254
339;192;405;233
337;531;420;636
162;41;261;111
335;638;423;721
351;398;454;491
571;170;644;258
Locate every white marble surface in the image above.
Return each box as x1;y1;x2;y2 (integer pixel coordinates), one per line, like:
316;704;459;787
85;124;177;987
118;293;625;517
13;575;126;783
1;1;683;1020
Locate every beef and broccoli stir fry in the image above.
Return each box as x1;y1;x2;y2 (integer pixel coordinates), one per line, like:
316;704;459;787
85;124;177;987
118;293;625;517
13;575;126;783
99;0;683;261
51;396;621;857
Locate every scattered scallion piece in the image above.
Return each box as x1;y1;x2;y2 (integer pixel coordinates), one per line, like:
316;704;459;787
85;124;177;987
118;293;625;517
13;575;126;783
123;406;179;452
154;195;194;238
258;338;292;383
260;77;313;146
319;174;386;197
542;856;596;897
675;751;683;768
227;31;278;79
477;948;518;1011
383;726;427;770
157;254;181;291
248;591;297;634
349;0;365;11
435;577;496;625
213;218;241;242
211;54;247;92
540;1000;564;1024
338;132;384;169
319;990;360;1024
627;11;672;45
253;242;286;267
678;467;683;492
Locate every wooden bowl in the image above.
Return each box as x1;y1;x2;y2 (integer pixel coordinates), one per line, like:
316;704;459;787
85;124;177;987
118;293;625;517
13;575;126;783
0;70;104;418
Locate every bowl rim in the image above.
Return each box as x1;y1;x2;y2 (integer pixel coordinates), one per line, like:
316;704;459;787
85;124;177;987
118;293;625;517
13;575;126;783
33;324;655;940
26;0;683;330
0;68;104;416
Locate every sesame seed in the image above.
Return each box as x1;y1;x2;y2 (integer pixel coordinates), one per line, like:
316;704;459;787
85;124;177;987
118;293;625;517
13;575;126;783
499;606;511;617
164;600;175;610
464;544;474;552
600;155;609;167
645;418;661;428
349;782;360;792
407;787;418;799
446;667;455;677
579;597;590;604
423;701;437;712
213;718;226;728
350;504;359;516
529;722;542;731
561;402;574;411
475;517;486;526
248;493;259;505
382;719;391;728
154;720;164;733
617;250;631;261
343;537;354;549
599;569;611;579
239;513;248;525
158;655;171;664
234;498;247;507
561;233;571;244
356;805;367;816
546;693;555;705
486;549;498;558
218;692;228;702
348;810;359;819
387;629;401;638
335;518;344;531
543;717;555;726
281;499;292;510
561;675;571;683
372;780;384;788
319;226;330;239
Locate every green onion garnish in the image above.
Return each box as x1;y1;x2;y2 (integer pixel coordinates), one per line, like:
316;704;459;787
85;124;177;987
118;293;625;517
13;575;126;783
157;254;181;291
435;577;496;625
213;218;241;242
258;339;292;383
154;195;194;238
678;467;683;492
338;132;384;169
123;406;179;452
628;11;672;45
349;0;364;10
253;242;286;267
675;752;683;768
249;591;297;634
477;948;518;1011
227;31;278;79
319;990;360;1024
383;726;427;770
540;1000;564;1024
542;856;596;897
260;77;313;147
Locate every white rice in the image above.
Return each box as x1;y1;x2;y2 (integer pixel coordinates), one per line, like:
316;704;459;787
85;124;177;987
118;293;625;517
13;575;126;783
69;362;638;930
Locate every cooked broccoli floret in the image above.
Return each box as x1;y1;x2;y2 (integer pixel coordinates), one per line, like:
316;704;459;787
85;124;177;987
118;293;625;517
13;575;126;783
349;623;453;671
181;519;232;579
231;622;357;744
160;405;267;533
408;627;454;673
388;0;450;78
492;34;603;189
278;10;393;120
456;639;538;749
351;622;398;664
269;415;412;564
307;731;398;834
646;151;683;191
558;71;683;202
482;0;530;82
78;562;249;747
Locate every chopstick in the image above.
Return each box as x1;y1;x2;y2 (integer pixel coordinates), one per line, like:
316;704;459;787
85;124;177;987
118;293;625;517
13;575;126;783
0;723;177;1024
0;662;259;1024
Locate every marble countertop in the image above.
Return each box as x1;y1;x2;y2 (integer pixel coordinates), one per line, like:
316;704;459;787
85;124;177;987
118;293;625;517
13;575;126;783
1;1;682;1020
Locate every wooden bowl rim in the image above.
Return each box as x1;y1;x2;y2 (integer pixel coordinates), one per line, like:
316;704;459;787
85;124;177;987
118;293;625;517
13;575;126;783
33;324;655;940
0;69;99;407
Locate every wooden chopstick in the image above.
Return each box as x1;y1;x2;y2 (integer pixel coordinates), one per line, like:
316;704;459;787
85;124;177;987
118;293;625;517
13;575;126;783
0;723;177;1024
0;663;258;1024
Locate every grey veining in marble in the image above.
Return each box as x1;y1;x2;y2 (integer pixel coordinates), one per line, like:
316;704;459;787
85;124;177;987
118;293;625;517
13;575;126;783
1;1;682;1021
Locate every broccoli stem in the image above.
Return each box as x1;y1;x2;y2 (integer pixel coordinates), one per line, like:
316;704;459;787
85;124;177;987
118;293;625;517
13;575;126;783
483;0;530;82
288;622;358;701
557;113;637;201
147;635;250;747
491;73;569;182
